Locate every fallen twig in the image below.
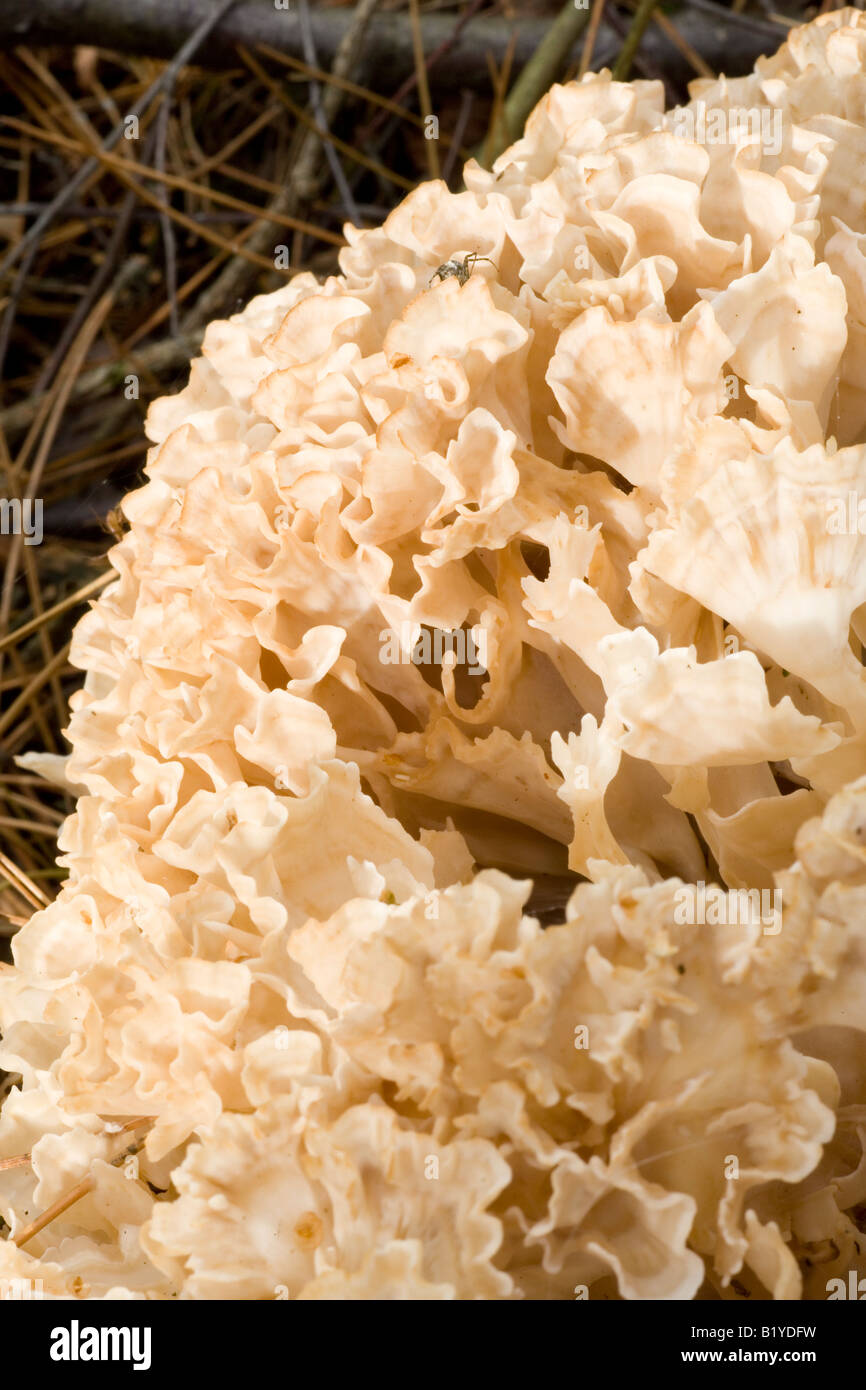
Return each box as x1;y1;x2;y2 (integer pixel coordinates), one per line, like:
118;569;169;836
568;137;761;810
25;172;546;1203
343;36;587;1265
651;6;716;80
296;0;363;223
0;0;240;282
612;0;660;80
0;331;203;438
11;1118;154;1248
441;89;474;186
190;2;380;328
0;2;568;93
488;1;591;162
154;89;180;338
579;0;609;80
408;0;439;181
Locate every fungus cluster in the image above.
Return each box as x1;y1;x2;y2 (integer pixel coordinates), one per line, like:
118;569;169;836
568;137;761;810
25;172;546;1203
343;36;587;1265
2;9;866;1299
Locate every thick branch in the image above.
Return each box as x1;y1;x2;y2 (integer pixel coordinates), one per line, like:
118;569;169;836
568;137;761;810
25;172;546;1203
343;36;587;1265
0;0;780;92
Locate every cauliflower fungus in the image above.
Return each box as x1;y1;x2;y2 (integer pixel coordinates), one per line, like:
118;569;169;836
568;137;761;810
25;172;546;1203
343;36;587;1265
3;8;866;1300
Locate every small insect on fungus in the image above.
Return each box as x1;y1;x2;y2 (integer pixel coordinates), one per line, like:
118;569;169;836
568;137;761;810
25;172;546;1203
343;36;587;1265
428;252;497;288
